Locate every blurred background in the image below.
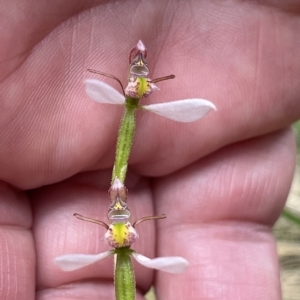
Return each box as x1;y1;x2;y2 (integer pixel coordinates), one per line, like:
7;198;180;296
274;120;300;300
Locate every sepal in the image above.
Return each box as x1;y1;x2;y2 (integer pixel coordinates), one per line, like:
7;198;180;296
142;99;216;122
132;252;189;274
84;79;125;104
54;250;113;271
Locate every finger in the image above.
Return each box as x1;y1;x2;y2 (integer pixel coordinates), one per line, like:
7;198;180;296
0;0;97;78
0;182;35;300
131;2;300;176
153;128;295;299
36;281;145;300
1;1;300;189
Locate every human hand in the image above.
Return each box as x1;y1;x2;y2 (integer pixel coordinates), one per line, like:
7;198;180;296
0;1;299;299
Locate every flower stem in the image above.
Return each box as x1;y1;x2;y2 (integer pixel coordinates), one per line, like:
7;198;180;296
112;97;139;184
114;247;135;300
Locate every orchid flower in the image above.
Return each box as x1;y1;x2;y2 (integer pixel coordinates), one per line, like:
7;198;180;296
54;207;188;300
84;42;216;183
55;40;216;300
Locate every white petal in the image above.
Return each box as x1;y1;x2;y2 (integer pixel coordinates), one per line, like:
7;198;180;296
142;99;216;122
54;250;112;271
84;79;125;105
132;253;189;274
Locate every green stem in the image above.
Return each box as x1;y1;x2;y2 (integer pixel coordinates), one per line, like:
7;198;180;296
282;208;300;228
112;97;139;184
114;247;135;300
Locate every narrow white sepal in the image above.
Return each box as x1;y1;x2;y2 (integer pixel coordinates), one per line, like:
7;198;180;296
142;99;216;122
132;253;189;274
137;40;146;51
84;79;125;105
54;250;112;271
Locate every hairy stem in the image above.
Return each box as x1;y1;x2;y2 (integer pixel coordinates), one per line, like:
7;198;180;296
112;98;139;183
114;248;135;300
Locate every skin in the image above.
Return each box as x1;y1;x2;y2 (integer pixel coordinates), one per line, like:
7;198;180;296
0;0;299;299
